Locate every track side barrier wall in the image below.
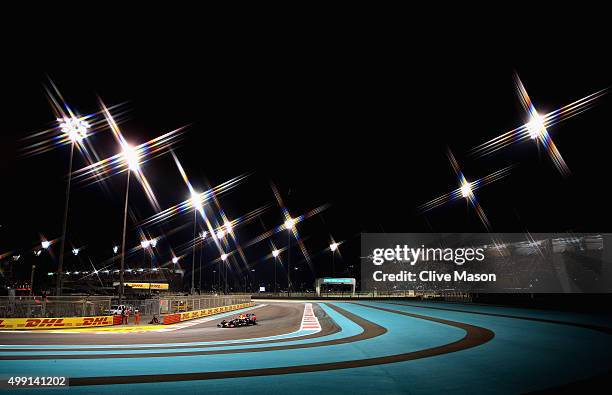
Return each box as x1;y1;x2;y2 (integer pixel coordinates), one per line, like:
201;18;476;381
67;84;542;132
0;316;113;330
1;297;253;329
162;302;255;325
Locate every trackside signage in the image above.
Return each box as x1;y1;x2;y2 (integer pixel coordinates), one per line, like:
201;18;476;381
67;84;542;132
0;316;113;330
361;233;612;293
177;302;254;322
323;278;353;284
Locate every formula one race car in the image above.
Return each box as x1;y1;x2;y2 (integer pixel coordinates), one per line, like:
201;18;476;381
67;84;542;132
217;313;257;328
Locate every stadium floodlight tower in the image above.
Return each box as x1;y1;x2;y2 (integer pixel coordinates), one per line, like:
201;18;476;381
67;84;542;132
272;249;280;294
221;253;229;294
141;238;157;296
199;230;208;292
191;191;203;295
172;256;179;274
56;116;90;296
284;217;295;296
330;242;339;276
119;143;140;304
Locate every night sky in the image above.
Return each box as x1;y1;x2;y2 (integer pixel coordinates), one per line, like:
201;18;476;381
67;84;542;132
2;54;611;291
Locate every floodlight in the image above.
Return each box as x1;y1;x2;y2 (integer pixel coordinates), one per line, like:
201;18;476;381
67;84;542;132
59;117;90;143
272;249;280;258
191;191;203;210
330;242;339;252
221;253;228;261
284;217;295;230
216;229;226;239
460;181;472;198
527;112;546;140
122;143;140;171
41;240;51;249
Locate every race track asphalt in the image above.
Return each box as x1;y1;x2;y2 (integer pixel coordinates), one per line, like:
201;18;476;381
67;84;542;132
0;302;307;345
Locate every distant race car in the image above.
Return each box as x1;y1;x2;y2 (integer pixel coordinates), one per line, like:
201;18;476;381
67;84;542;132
217;313;257;328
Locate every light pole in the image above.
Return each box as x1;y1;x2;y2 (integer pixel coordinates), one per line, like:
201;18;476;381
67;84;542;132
221;253;228;294
284;217;295;296
56;116;89;296
272;249;280;294
30;264;36;296
199;231;207;293
172;256;179;291
330;242;339;276
191;209;197;295
215;222;231;293
119;143;140;304
141;239;156;296
141;239;149;265
190;191;202;295
199;239;202;294
150;239;157;296
32;240;50;296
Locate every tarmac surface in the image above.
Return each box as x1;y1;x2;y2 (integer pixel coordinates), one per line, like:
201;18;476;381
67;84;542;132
0;302;307;345
1;300;612;394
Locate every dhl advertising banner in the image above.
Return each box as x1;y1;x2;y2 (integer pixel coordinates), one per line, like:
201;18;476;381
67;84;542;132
0;315;113;330
177;302;255;322
115;282;169;290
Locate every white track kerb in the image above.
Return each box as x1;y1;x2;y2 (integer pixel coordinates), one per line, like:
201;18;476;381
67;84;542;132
300;303;321;331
